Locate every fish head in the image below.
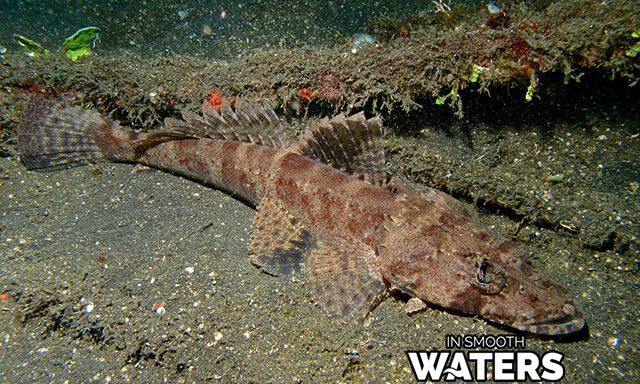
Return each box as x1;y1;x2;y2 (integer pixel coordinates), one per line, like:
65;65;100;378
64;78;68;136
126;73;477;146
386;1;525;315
435;241;586;336
379;177;585;335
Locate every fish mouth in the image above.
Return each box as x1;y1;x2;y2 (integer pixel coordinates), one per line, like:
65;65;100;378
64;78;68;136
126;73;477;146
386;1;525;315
509;303;586;336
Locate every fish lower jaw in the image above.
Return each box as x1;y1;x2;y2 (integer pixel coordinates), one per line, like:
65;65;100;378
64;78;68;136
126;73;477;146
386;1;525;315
500;308;586;336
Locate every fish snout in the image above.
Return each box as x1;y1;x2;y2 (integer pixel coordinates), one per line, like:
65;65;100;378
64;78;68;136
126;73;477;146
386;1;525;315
514;301;585;335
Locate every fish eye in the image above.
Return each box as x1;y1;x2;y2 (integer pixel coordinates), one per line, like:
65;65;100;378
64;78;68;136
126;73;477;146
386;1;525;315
471;259;506;295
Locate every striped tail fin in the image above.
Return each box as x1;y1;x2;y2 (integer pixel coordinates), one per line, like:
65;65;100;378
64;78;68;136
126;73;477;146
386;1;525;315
18;95;116;171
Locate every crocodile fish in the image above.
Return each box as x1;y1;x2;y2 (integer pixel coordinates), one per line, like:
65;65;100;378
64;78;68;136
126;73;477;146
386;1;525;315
18;95;585;335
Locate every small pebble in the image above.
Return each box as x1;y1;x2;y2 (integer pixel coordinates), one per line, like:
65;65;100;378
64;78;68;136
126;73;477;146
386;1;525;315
153;301;166;313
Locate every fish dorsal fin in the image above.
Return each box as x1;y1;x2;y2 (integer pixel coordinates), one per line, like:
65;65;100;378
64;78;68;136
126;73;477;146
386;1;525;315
305;234;387;325
293;112;387;187
163;100;289;148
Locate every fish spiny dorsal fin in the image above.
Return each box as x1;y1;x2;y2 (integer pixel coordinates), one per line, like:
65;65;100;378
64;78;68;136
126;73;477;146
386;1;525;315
159;100;289;148
203;99;288;147
293;112;387;187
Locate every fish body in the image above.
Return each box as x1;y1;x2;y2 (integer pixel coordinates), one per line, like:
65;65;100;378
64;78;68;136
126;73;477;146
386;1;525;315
18;95;585;335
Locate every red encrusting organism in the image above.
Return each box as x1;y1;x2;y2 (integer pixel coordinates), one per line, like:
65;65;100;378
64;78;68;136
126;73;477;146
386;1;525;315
207;91;236;109
298;87;313;103
207;91;223;109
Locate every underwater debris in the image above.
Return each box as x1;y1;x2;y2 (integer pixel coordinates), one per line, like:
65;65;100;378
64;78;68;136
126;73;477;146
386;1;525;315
432;0;452;18
12;34;48;57
399;26;410;38
625;28;640;58
542;173;565;183
63;27;101;61
12;26;100;61
485;3;510;30
350;33;374;53
525;72;538;102
486;3;502;14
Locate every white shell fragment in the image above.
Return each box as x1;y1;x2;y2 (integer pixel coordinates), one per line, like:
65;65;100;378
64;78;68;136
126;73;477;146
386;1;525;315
404;297;428;314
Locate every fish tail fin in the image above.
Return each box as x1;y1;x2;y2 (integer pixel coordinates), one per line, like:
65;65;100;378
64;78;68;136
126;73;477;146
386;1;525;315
18;95;125;171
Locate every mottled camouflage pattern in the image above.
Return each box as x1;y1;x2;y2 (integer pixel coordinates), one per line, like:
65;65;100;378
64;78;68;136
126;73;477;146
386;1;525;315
379;177;584;334
18;95;585;335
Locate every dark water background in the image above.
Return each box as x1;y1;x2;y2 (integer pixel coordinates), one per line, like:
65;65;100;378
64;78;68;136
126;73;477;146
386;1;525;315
1;0;457;59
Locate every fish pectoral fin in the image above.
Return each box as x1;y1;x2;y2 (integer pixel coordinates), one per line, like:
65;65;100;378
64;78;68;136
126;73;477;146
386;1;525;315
249;196;313;276
250;197;386;324
305;235;386;325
